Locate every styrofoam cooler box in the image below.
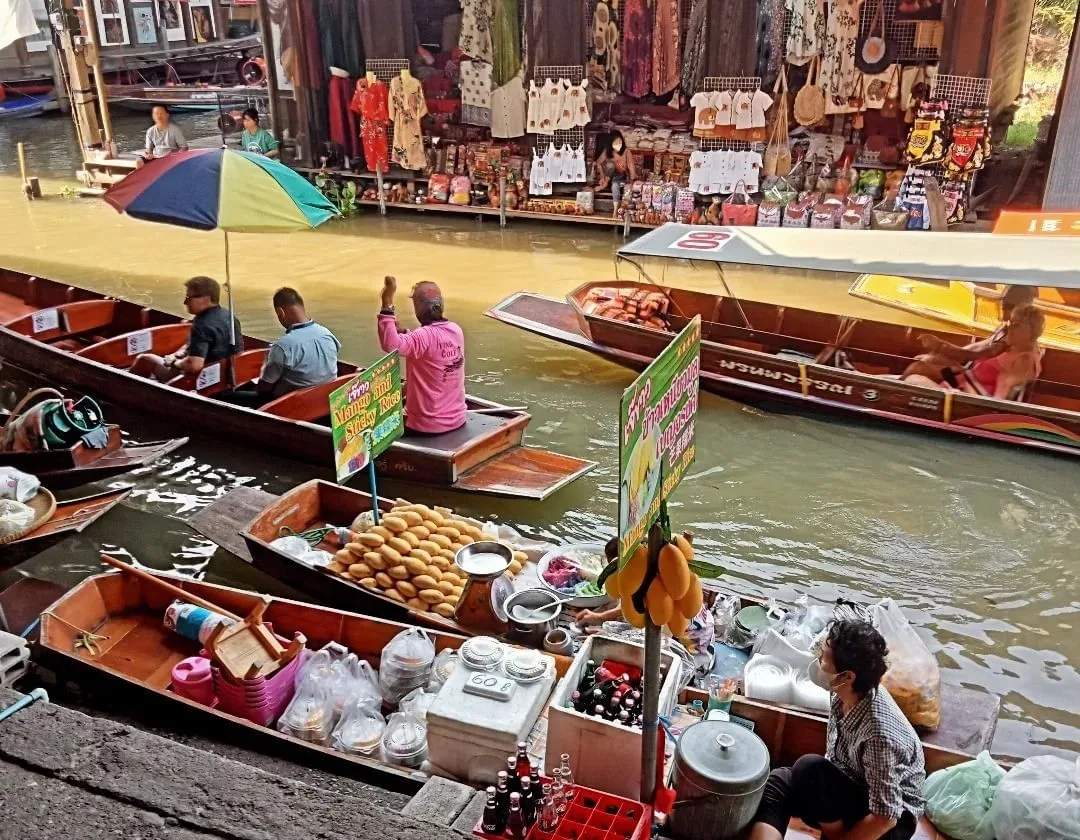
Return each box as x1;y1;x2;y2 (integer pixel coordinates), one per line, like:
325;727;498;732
545;634;680;800
427;641;557;786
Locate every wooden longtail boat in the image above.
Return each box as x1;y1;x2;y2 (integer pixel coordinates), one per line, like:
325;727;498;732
0;488;130;570
108;83;264;112
193;484;1000;760
0;270;594;499
0;411;187;490
487;225;1080;458
850;274;1080;353
37;572;979;815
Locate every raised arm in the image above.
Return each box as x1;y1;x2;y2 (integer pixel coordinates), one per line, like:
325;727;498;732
377;275;430;359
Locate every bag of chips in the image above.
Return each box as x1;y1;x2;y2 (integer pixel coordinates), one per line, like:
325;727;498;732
870;598;941;730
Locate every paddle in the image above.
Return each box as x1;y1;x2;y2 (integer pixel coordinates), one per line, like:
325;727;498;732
99;554;244;621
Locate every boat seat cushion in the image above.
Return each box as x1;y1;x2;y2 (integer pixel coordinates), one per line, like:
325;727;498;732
402;414;508;453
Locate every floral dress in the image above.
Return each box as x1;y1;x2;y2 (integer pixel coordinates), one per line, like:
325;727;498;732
588;0;622;93
621;0;652;99
820;0;860;113
349;78;390;173
786;0;823;66
459;0;494;63
388;73;428;170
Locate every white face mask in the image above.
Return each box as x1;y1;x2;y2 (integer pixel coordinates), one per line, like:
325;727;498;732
612;140;623;152
808;659;844;692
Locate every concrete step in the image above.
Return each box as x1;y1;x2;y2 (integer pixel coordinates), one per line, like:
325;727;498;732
0;687;473;840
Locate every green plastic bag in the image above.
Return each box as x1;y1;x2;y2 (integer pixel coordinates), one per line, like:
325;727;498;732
924;751;1005;840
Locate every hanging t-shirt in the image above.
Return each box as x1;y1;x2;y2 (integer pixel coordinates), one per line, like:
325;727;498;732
549;143;569;181
688;150;710;193
537;78;565;134
749;90;774;128
554;78;576;130
733;91;755;130
491;74;527;138
690;91;719;135
567;145;588;182
714;91;734;127
460;60;494;126
526;80;543;132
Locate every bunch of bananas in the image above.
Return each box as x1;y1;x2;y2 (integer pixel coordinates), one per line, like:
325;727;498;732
604;532;702;636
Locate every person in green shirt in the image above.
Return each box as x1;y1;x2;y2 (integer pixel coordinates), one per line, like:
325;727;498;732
240;108;279;158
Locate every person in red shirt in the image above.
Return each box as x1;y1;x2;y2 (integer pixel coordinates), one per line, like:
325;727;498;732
377;276;467;435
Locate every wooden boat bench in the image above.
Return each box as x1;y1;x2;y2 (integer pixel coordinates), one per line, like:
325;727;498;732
2;299;117;345
76;323;192;369
169;348;270;397
261;373;358;422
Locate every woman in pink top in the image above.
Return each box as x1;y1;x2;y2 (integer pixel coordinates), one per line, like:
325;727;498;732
378;276;467;435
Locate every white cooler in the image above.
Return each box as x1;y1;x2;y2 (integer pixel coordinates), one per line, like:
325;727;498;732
426;636;556;786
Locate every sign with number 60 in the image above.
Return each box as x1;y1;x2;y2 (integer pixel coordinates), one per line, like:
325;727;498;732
672;230;733;251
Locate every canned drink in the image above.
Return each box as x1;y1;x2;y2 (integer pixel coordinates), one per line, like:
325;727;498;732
164;600;234;644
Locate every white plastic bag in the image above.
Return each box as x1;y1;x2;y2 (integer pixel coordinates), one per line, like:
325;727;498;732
399;686;437;722
990;755;1080;840
331;699;385;755
270;535;314;559
0;498;36;539
379;628;435;704
870;598;941;730
0;467;39;503
924;751;1005;840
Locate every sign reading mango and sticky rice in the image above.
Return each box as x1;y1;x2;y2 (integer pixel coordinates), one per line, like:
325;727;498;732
329;351;404;483
618;317;701;567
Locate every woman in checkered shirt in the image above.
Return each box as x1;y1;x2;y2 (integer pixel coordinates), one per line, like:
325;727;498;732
748;620;927;840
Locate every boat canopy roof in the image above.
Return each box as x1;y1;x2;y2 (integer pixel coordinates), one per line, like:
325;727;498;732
615;224;1080;289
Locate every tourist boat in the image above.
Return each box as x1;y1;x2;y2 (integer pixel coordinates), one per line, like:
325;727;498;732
37;570;978;802
0;92;57;120
487;225;1080;458
0;270;595;499
850;273;1080;353
0;487;130;570
108;83;265;112
0;398;186;490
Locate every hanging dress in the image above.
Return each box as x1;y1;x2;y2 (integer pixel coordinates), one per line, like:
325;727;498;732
460;0;494;63
786;0;822;66
820;0;860;112
350;78;391;173
491;0;521;87
388;73;429;170
621;0;652;99
588;0;622;93
680;0;708;95
652;0;680;95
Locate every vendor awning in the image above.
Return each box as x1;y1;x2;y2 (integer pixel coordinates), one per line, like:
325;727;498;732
615;224;1080;289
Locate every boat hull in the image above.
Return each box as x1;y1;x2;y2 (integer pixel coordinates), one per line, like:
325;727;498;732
487;291;1080;458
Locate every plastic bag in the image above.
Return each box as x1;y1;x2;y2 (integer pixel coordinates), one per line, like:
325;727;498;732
379;627;435;705
0;467;40;502
270;536;314;559
331;699;385;755
870;599;941;730
781;596;833;652
0;498;36;539
399;686;437;722
428;648;458;692
382;711;428;768
990;755;1080;840
924;752;1005;840
278;659;335;744
328;653;381;715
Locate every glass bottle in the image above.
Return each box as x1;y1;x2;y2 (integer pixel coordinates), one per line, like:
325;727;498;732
538;784;559;832
529;758;542;792
506;792;526;840
515;741;532;779
506;757;520;792
482;787;504;835
519;774;536;825
496;771;511;817
551;771;567;816
559;754;575;800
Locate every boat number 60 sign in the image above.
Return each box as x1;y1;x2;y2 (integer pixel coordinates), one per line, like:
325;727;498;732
672;230;733;251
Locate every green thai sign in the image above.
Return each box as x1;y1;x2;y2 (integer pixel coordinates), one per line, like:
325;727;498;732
617;317;701;567
329;351;404;483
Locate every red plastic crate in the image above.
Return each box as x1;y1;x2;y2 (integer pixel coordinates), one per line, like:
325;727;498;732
473;780;651;840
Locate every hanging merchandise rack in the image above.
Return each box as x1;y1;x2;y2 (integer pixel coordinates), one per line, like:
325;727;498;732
531;65;587;157
698;77;763;152
781;0;941;66
365;59;411;83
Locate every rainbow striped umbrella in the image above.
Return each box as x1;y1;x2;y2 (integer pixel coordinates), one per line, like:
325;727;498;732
105;148;338;354
104;148;338;232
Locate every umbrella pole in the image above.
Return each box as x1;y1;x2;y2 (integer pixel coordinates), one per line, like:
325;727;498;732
224;230;237;390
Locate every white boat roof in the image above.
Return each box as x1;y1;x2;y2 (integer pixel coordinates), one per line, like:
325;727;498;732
615;224;1080;289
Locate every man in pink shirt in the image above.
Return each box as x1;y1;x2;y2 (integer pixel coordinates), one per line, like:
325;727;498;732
378;276;467;435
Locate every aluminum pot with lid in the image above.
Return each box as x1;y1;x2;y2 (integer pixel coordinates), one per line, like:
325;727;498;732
669;720;771;840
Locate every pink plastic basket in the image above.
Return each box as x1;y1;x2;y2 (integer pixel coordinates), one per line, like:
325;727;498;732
211;650;304;726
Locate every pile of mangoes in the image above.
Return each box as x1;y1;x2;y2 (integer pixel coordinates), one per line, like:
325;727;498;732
604;532;702;635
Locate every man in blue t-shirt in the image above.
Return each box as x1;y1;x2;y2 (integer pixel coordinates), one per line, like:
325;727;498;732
131;276;243;381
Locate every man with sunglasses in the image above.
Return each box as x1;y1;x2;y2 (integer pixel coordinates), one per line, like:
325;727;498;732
748;620;926;840
131;276;243;381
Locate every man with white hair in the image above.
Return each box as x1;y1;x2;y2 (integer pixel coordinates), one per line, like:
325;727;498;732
378;276;466;435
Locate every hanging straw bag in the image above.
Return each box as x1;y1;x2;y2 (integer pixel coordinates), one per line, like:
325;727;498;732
721;181;759;226
856;0;895;75
881;64;903;120
764;68;792;177
794;56;826;127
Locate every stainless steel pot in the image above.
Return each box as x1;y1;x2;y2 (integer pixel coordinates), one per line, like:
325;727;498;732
503;588;564;647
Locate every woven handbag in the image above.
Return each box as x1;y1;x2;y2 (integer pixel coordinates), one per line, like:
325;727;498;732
794;56;825;127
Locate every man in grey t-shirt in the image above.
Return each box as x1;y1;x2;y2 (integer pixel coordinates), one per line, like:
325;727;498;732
136;104;188;168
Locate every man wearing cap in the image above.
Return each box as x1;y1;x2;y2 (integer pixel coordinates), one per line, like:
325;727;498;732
378;276;467;435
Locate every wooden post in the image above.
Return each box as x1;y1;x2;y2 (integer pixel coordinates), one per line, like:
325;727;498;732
255;0;282;145
79;0;114;147
57;0;102;153
286;0;312;166
47;45;71;113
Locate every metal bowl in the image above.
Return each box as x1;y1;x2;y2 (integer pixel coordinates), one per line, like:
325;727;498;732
454;540;513;580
